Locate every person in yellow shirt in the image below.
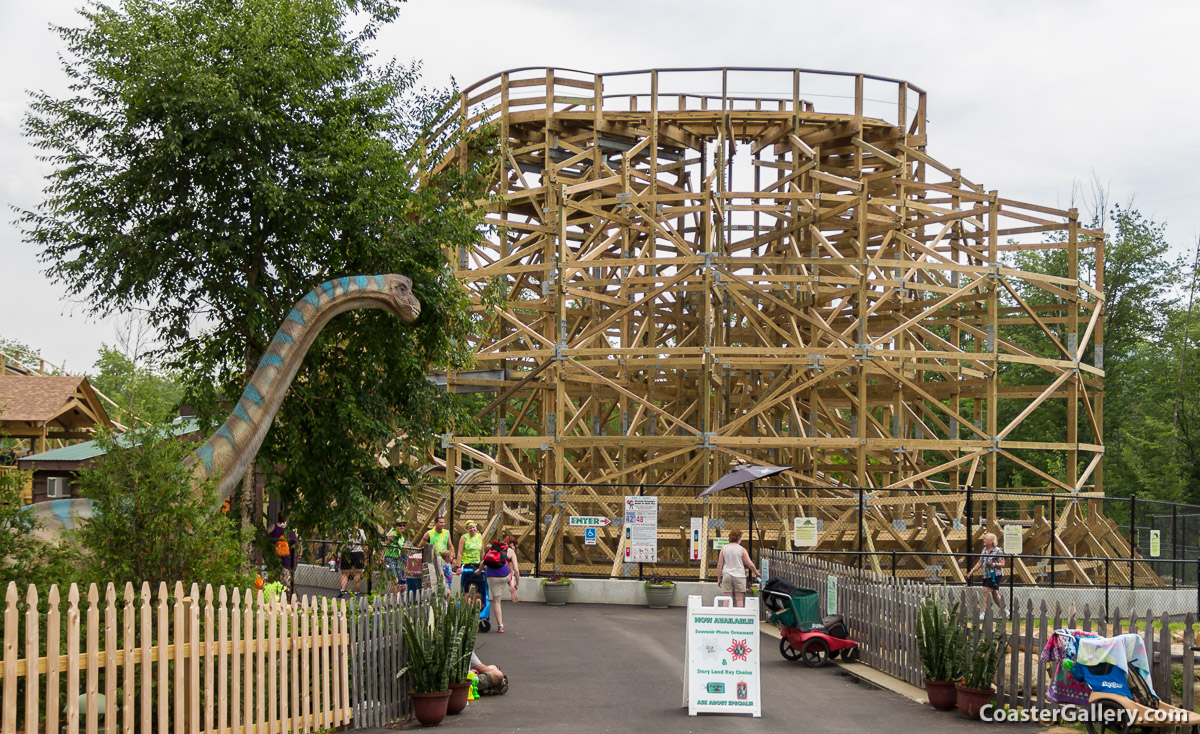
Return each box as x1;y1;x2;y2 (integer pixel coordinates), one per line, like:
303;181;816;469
456;521;486;604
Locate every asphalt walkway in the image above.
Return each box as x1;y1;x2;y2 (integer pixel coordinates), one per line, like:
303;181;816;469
367;600;1041;733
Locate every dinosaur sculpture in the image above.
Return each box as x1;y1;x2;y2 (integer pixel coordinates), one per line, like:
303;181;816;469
26;274;421;541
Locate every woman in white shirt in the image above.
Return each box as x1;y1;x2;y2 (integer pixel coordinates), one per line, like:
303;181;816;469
716;528;760;607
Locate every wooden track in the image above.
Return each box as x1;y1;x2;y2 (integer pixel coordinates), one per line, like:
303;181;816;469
418;67;1114;579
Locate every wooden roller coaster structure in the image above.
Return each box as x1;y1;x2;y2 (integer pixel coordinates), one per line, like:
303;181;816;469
409;67;1150;585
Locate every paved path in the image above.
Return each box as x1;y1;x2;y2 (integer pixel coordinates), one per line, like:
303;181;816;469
368;601;1040;733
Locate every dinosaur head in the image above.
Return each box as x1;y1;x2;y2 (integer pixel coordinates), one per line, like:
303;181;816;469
382;274;421;323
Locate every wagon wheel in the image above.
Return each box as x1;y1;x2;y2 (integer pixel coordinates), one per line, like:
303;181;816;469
1084;699;1130;734
779;637;802;662
841;646;860;663
479;618;491;633
800;638;830;668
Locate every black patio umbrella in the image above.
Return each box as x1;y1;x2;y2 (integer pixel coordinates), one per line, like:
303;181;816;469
698;464;791;558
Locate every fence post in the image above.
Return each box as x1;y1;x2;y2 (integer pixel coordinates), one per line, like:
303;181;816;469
858;487;865;571
965;484;973;587
534;480;542;578
1050;492;1056;588
1174;503;1179;590
1009;558;1015;620
1130;493;1137;591
1196;558;1199;619
1105;558;1110;620
638;483;645;581
891;550;896;579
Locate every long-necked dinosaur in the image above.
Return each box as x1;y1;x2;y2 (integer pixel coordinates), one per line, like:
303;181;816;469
27;274;421;540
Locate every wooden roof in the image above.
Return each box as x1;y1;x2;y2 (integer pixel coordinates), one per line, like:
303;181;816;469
0;376;113;439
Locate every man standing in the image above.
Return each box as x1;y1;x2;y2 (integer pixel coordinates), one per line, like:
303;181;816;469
419;516;455;593
716;528;760;608
384;519;408;588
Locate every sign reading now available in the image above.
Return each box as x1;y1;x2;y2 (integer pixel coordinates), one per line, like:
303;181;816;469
683;595;761;717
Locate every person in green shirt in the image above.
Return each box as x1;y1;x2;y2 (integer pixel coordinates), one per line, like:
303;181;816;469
419;516;454;592
384;519;408;586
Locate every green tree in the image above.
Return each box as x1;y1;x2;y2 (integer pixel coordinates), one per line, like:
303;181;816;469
74;427;251;587
20;0;495;536
90;345;183;427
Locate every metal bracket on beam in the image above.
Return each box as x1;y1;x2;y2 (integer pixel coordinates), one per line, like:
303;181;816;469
553;343;568;361
615;192;633;210
856;344;874;360
700;432;718;450
988;436;1001;452
440;433;451;449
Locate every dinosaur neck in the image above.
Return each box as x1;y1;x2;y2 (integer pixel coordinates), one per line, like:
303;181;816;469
188;276;401;503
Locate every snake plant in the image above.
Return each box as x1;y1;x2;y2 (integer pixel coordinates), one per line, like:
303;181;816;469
917;593;965;682
399;592;479;693
961;625;1009;690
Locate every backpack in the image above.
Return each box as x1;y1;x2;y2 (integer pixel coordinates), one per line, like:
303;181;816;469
275;538;291;557
482;542;507;570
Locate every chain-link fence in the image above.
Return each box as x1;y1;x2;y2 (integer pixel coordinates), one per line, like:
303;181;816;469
400;481;1200;587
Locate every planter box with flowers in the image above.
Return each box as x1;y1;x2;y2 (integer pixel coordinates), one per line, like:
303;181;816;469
541;575;572;605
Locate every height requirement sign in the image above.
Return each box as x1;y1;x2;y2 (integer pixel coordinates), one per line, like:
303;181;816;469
624;496;658;562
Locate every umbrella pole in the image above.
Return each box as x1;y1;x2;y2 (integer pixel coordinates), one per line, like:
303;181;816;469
747;481;755;560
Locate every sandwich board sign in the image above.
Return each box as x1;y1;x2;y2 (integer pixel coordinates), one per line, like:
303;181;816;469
682;595;761;717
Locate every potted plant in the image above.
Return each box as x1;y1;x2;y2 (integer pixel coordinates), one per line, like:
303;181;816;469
400;592;473;726
955;626;1009;719
446;595;481;715
541;575;572;605
643;574;676;608
916;593;965;710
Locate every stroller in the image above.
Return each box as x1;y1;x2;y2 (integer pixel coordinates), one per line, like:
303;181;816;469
762;577;858;667
460;563;493;632
1044;629;1200;734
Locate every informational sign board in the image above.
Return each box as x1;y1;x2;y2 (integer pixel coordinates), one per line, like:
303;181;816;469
826;576;837;615
584;527;598;546
690;517;703;561
793;517;818;547
569;516;611;527
624;496;659;562
1003;525;1023;555
1150;529;1161;558
683;595;761;717
712;538;729;551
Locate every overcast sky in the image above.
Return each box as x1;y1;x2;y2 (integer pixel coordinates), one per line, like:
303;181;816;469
2;0;1198;373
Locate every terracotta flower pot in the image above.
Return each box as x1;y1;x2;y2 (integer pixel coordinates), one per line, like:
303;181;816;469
923;678;957;710
410;690;451;726
954;683;994;719
447;681;471;715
